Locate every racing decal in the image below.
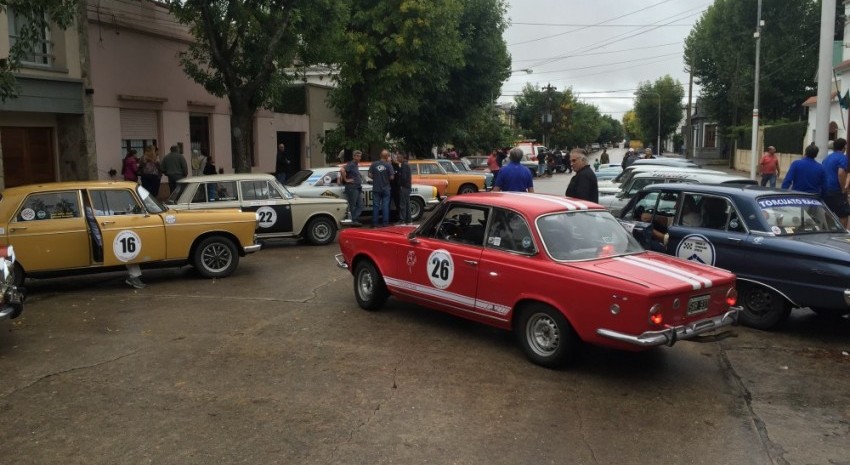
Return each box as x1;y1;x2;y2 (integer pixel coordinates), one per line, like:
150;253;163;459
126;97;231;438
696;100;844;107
113;230;142;262
614;256;709;290
20;208;35;221
383;276;510;316
256;206;277;229
675;234;716;267
521;236;533;249
758;197;823;208
618;220;636;233
753;236;764;245
406;250;417;273
427;249;454;289
320;190;341;198
771;226;781;235
0;228;5;234
322;175;333;185
36;210;47;219
165;214;177;224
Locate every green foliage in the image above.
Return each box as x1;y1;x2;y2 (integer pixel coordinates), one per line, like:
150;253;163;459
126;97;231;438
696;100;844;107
734;121;807;154
513;84;605;149
167;0;348;171
597;114;624;144
684;0;819;129
622;110;642;140
271;84;307;115
450;105;512;155
0;0;78;101
633;75;685;147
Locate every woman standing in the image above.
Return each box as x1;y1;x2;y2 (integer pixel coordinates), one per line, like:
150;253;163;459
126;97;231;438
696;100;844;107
139;146;163;197
122;149;140;182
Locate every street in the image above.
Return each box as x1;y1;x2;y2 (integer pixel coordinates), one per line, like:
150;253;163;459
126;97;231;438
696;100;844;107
1;234;848;465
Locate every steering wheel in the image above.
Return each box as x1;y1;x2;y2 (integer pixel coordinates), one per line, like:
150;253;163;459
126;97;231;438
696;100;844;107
438;220;461;240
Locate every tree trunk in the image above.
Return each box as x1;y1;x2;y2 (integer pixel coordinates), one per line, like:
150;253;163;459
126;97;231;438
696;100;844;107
229;100;254;173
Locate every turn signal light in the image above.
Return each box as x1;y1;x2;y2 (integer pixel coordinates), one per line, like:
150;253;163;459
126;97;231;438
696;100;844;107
726;288;738;306
648;304;663;325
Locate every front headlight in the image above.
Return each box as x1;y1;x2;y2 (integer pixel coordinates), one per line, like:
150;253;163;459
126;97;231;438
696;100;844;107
431;186;437;198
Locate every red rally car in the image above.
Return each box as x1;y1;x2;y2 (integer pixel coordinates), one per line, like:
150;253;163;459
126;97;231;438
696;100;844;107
335;192;741;368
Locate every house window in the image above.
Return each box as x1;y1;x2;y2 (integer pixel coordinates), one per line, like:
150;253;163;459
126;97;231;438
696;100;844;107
704;124;717;148
7;8;53;66
121;140;157;158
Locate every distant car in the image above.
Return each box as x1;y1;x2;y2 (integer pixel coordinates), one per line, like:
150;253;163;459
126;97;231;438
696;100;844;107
1;181;260;283
438;159;494;189
285;167;440;222
335;192;740;368
599;165;721;195
631;158;701;169
590;143;601;151
408;159;487;195
515;141;548;161
168;173;347;246
598;170;755;216
617;183;850;329
594;166;623;182
462;156;489;171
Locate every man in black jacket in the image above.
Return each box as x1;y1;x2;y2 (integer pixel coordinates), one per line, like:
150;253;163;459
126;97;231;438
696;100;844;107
565;148;598;203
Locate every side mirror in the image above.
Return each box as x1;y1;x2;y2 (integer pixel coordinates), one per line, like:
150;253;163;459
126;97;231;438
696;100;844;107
407;231;419;244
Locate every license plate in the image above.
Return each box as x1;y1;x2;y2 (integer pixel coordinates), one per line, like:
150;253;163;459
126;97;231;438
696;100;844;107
687;295;710;315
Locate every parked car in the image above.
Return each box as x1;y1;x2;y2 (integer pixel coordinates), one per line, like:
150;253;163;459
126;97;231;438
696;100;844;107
0;181;260;284
335;192;740;368
515;141;548;161
0;245;23;322
286;167;440;222
437;159;494;189
598;170;755;216
408;159;486;195
462;155;489;171
599;165;721;195
617;183;850;329
354;162;449;198
167;173;346;246
594;166;623;182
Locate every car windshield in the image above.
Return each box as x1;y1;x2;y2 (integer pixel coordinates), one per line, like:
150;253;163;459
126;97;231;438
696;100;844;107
537;211;643;261
137;185;166;213
165;183;189;205
286;170;313;187
757;196;845;235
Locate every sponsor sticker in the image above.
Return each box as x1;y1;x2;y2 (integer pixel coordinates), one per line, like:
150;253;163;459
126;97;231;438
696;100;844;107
758;197;822;208
165;214;177;224
20;208;35;221
675;234;716;266
427;249;454;289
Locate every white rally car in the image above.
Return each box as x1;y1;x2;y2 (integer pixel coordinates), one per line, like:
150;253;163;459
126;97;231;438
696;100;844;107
286;167;440;222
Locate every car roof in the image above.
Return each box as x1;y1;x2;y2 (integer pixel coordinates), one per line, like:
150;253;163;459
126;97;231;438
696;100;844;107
2;180;138;196
447;192;604;215
630;171;752;183
641;182;807;199
632;158;699;167
177;173;275;183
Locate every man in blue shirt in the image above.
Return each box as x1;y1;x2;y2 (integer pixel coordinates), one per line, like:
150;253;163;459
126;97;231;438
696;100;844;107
781;144;825;195
339;150;364;225
821;138;850;227
493;148;534;192
368;149;394;227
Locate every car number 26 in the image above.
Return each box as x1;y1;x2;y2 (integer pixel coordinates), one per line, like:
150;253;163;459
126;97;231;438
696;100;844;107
427;249;454;289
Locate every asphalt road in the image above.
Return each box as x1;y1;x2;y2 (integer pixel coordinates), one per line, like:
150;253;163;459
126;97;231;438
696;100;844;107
1;236;848;465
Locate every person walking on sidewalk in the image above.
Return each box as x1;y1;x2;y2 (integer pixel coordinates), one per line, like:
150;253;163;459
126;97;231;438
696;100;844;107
758;146;780;187
161;145;188;194
781;144;825;195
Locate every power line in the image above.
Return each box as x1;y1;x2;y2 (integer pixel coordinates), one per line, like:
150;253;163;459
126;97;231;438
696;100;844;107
511;41;682;63
511;22;693;28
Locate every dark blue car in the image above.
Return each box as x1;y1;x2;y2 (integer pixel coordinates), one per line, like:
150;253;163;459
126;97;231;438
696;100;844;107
617;183;850;329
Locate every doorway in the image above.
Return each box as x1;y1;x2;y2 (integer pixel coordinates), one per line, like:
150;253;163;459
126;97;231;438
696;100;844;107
276;131;302;178
190;115;211;159
1;127;56;187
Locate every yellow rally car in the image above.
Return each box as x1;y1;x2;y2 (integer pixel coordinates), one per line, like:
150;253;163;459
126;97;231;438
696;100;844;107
407;159;486;195
0;181;261;285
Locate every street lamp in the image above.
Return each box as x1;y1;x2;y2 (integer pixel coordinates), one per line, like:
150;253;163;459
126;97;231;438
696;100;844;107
510;68;533;75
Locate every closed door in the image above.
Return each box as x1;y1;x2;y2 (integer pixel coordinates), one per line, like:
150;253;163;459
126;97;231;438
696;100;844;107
1;127;56;187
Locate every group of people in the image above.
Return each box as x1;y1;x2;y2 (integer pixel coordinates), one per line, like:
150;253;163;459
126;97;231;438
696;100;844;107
122;145;217;197
621;147;654;170
339;149;413;227
780;139;850;227
492;146;599;203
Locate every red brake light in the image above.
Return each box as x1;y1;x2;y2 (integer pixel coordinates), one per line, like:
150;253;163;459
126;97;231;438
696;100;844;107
650;313;663;325
726;288;738;306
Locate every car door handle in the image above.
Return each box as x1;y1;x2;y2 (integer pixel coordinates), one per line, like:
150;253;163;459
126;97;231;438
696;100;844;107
9;226;27;232
100;220;115;225
464;260;478;266
726;237;742;243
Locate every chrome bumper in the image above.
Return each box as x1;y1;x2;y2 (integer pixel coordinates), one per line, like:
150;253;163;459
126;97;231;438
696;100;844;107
334;253;349;270
0;286;24;320
425;199;440;210
596;307;741;347
244;244;262;254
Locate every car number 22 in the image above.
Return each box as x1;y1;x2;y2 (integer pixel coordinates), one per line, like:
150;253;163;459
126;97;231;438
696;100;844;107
427;249;454;289
256;206;278;229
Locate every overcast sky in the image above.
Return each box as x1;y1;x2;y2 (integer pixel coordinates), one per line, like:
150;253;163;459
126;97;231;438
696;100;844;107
500;0;712;120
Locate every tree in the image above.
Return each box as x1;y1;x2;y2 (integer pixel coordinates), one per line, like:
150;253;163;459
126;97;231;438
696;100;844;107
387;0;511;156
633;75;684;148
514;84;604;149
166;0;347;172
622;110;641;141
683;0;819;130
450;105;512;155
327;0;465;157
0;0;78;101
597;114;624;145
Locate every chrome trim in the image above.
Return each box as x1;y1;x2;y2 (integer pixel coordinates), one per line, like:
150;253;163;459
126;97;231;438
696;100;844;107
843;289;850;306
243;244;262;254
735;277;798;307
334;253;349;269
596;306;740;347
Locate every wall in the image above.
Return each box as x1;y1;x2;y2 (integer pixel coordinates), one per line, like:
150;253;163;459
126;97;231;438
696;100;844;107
306;84;339;167
734;149;801;175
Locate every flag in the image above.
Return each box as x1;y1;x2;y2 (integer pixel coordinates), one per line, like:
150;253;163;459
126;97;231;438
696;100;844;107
840;90;850;110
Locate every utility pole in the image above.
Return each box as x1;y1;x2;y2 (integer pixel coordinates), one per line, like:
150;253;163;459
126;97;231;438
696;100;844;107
815;0;837;160
686;62;693;159
541;83;556;148
749;0;762;180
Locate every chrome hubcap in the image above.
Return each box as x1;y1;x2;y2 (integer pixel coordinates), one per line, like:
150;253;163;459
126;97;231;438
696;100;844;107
527;313;560;356
357;269;374;300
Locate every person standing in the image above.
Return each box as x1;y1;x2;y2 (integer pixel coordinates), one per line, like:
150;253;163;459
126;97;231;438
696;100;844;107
564;149;599;203
599;148;610;164
339;150;364;225
758;146;780;187
389;152;402;222
368;149;394;227
622;148;638;169
493;147;534;192
139;146;162;197
781;144;825;195
203;156;217;175
161;145;188;194
486;150;500;184
537;151;547;177
275;143;290;184
398;152;413;224
643;148;655;159
821;138;850;227
190;149;208;177
122;149;140;182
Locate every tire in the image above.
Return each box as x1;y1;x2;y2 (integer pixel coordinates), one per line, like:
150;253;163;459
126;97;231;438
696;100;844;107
458;184;478;195
353;260;389;311
304;216;337;246
738;283;791;330
809;307;849;318
193;236;239;278
11;262;24;287
516;303;577;368
409;198;425;222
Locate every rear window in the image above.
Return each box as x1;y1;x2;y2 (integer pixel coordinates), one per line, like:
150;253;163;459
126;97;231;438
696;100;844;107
16;191;81;221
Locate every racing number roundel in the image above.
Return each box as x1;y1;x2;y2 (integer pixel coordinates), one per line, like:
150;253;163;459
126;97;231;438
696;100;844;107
427;249;454;289
113;230;142;262
256;206;278;229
